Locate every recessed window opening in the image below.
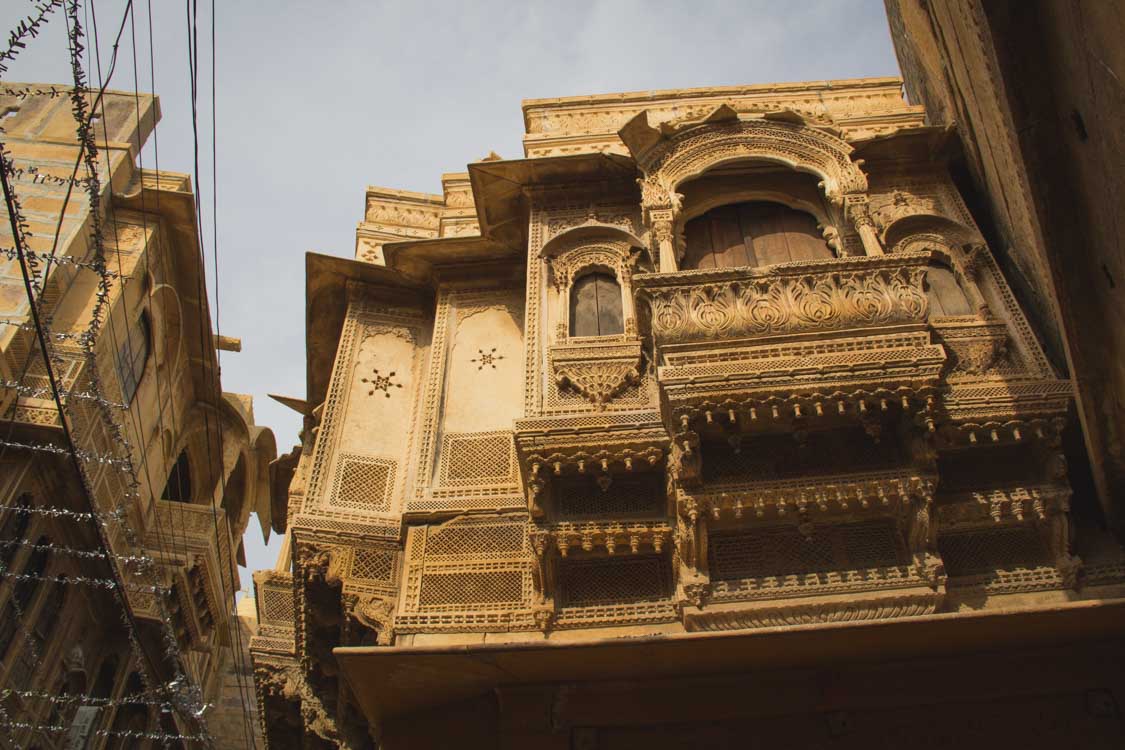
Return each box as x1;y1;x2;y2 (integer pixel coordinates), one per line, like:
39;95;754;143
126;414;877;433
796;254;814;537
683;200;831;270
569;271;624;337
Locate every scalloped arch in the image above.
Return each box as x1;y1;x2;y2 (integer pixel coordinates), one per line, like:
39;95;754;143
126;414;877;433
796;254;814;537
639;120;868;208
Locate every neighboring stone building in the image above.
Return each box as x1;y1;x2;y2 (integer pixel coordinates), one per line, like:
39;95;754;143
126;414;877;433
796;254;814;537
885;0;1125;527
0;85;276;747
252;77;1125;748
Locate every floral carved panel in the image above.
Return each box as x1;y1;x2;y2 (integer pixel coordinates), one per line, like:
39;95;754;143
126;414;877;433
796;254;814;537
635;255;931;345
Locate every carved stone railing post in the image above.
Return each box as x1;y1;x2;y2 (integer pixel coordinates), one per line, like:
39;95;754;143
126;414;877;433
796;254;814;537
845;195;885;256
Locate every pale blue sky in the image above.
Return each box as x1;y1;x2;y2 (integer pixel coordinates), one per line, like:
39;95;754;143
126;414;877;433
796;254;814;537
2;0;902;593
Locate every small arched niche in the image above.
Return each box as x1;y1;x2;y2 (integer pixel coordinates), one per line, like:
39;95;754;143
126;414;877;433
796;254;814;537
542;226;643;341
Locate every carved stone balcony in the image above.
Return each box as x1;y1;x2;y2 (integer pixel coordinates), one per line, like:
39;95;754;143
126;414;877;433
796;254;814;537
634;255;948;456
514;410;668;518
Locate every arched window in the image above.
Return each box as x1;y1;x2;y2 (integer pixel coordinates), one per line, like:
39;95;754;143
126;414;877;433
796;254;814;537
116;311;151;404
569;272;624;337
925;266;973;317
162;450;192;502
683;201;831;270
91;655;120;700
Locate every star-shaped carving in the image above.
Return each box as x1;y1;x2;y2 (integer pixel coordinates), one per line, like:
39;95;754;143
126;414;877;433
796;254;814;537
470;347;504;371
360;367;402;398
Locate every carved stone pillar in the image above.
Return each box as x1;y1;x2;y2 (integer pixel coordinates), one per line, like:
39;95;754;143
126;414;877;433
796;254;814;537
959;243;994;317
845;195;884;256
650;209;678;272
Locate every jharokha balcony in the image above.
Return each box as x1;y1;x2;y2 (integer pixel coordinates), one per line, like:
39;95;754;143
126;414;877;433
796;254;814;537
632;252;949;484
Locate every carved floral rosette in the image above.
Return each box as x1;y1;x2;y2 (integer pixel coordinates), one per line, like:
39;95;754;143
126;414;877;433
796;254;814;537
635;254;931;345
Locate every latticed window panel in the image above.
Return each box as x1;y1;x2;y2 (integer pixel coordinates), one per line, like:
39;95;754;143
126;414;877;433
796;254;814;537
555;473;666;519
329;454;396;512
418;570;524;608
260;585;295;623
710;520;908;582
437;432;516;487
349;547;398;584
557;555;672;608
939;526;1052;577
423;519;526;558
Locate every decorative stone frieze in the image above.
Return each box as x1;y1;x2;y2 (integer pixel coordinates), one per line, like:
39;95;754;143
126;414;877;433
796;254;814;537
635;253;931;346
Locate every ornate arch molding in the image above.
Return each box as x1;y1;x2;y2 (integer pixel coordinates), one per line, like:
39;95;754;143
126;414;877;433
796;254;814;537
884;213;982;254
885;215;992;319
633;119;868;213
619;110;879;268
542;236;640;291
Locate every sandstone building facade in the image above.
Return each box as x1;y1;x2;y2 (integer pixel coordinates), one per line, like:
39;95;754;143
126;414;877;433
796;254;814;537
252;77;1125;748
0;86;276;747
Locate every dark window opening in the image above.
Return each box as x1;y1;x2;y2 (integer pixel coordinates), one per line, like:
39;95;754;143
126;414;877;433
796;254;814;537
162;450;192;502
569;272;624;337
683;200;831;270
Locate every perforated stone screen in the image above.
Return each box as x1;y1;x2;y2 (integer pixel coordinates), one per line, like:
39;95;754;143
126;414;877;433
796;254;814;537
710;520;905;581
418;570;524;607
938;526;1051;577
556;473;666;519
260;586;294;624
350;547;397;584
437;432;515;486
558;555;672;607
330;454;396;511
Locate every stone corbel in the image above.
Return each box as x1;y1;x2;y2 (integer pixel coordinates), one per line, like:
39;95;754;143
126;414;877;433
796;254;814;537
670;423;702;488
675;504;712;613
552;338;645;410
844;194;884;256
349;594;396;646
528;530;556;631
555;360;642;410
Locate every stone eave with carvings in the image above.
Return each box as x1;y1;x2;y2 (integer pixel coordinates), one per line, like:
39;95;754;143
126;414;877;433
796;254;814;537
467;152;638;245
380;234;520;283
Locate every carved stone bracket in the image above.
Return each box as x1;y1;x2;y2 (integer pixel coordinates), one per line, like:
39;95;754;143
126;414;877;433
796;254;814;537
550;338;645;410
346;594;396;646
538;520;673;557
